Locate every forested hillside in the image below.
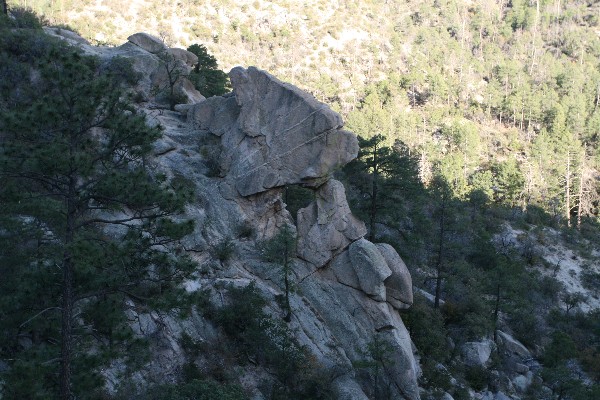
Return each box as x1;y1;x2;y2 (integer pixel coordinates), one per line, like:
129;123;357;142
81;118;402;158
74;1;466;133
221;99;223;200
2;1;600;400
9;0;600;224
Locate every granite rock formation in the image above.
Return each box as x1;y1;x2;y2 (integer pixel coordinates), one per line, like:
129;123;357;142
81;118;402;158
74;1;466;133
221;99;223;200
57;31;420;399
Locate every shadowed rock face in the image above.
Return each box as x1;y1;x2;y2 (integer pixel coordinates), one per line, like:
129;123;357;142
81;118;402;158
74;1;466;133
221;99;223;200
377;243;414;309
297;179;367;267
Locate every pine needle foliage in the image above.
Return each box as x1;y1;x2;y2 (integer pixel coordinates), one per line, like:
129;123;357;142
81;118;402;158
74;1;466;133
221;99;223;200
0;23;195;399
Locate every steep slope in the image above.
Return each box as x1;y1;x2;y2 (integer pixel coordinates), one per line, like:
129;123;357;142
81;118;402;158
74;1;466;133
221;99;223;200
55;30;422;399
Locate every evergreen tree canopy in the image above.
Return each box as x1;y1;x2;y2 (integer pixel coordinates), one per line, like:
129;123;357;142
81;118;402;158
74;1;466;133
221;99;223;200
187;43;230;98
344;134;424;241
0;27;195;399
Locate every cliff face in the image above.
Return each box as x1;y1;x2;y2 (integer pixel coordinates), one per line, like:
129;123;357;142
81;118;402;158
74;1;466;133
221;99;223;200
51;29;420;399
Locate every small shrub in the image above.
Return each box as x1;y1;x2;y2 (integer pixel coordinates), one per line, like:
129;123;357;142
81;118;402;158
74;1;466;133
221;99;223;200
581;269;600;291
509;308;543;348
51;24;80;34
211;283;333;398
9;7;46;29
169;173;196;202
236;221;254;239
464;365;489;391
213;237;234;262
402;298;448;361
200;145;222;177
419;359;452;391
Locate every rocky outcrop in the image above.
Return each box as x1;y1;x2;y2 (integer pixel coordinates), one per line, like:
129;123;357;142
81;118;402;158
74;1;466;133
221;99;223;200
377;243;414;309
461;339;496;367
53;31;419;399
43;27;90;45
301;263;420;400
496;330;531;358
348;238;393;301
191;66;359;196
83;32;206;106
183;66;419;399
127;32;167;54
297;179;366;267
167;47;198;67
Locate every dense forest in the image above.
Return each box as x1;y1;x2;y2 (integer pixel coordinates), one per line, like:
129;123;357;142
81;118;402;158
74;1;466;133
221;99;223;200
8;0;600;224
2;1;600;400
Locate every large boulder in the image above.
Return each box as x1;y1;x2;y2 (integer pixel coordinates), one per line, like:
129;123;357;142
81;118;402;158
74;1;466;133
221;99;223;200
167;48;198;67
376;243;413;309
297;180;366;267
127;32;167;54
224;67;358;196
496;330;531;358
301;267;420;400
348;239;392;302
461;339;495;367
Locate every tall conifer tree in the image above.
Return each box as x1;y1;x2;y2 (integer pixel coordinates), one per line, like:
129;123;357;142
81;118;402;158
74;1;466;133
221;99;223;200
0;28;194;399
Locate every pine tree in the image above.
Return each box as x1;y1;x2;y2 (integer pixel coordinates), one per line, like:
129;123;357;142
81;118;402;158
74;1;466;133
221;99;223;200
344;134;423;241
261;225;296;322
0;29;194;399
187;43;230;98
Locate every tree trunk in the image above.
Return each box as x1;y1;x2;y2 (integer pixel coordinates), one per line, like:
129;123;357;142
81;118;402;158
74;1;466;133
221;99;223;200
60;255;74;400
565;152;571;228
60;176;76;400
577;147;585;230
493;283;500;342
283;239;291;322
434;191;447;309
368;144;379;242
1;0;7;15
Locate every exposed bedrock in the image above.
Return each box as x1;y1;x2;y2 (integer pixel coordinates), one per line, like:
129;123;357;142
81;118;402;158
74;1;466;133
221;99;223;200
189;66;359;196
297;179;367;267
50;31;420;399
186;65;420;399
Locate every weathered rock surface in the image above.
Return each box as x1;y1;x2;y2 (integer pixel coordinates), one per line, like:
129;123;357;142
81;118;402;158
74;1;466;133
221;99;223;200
484;392;508;400
297;179;366;267
512;373;533;393
461;339;496;367
377;243;413;309
227;67;358;196
127;32;167;54
348;238;393;301
301;264;420;400
51;31;419;400
496;330;531;358
43;27;90;45
167;47;199;67
82;33;206;106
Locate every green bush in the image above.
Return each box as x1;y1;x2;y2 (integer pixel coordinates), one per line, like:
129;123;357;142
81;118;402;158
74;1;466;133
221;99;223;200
7;7;46;29
236;221;254;239
581;269;600;291
402;298;448;361
464;365;489;391
213;237;235;262
187;43;230;97
509;308;543;348
211;283;333;398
